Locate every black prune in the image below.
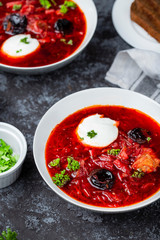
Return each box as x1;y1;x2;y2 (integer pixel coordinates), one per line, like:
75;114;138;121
128;128;150;144
88;169;114;190
3;13;27;35
54;19;73;35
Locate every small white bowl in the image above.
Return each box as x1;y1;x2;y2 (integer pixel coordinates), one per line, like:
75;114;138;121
0;122;27;188
0;0;97;74
33;88;160;212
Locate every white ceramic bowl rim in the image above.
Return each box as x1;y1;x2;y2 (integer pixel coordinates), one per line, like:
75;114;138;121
0;0;97;71
33;87;160;213
0;122;27;177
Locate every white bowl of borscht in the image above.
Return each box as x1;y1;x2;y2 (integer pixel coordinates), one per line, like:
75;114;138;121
0;0;97;74
33;88;160;212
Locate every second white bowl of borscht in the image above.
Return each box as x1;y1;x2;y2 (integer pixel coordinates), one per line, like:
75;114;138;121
0;0;97;74
33;88;160;212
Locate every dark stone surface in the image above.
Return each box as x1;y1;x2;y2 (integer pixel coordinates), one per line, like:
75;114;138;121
0;0;160;239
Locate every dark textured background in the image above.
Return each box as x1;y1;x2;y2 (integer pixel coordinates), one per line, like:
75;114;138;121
0;0;160;239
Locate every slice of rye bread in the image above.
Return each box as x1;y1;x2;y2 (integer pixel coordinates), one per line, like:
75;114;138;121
136;0;160;16
131;1;160;42
135;0;160;30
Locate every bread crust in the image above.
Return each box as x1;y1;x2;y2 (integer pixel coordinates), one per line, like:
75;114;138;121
131;1;160;43
136;0;160;16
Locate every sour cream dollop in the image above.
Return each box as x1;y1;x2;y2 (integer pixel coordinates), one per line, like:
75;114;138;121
1;34;40;58
76;114;119;147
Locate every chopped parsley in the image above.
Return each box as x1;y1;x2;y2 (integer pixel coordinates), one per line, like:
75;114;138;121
0;139;18;173
64;0;76;8
67;157;80;171
0;2;3;6
13;4;22;10
87;130;97;139
60;38;66;43
60;39;73;45
107;149;120;156
67;39;73;45
16;49;22;53
39;0;52;9
60;0;77;14
20;37;30;44
0;228;18;240
52;170;70;187
147;137;151;142
60;4;68;14
49;158;60;167
80;137;84;140
132;170;145;178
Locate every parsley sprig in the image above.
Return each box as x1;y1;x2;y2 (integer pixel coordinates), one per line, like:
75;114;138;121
39;0;52;9
60;39;73;45
0;228;18;240
60;4;68;13
0;139;18;173
16;49;22;53
0;2;3;6
87;130;97;139
20;37;30;44
51;156;80;187
147;137;151;142
60;1;77;14
107;149;120;156
63;0;76;8
52;170;70;187
39;0;57;8
49;158;60;167
132;170;145;178
67;157;80;171
13;4;22;10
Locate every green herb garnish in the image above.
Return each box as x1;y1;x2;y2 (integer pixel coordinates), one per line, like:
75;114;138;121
0;2;3;6
64;0;76;8
147;137;151;142
52;170;70;187
60;4;68;14
60;39;73;45
39;0;51;9
16;49;22;53
13;4;22;10
60;0;77;14
0;228;18;240
49;158;60;167
67;39;73;45
60;38;66;43
87;130;97;139
20;37;30;44
80;137;84;140
107;149;120;156
0;139;18;173
67;157;80;171
132;169;145;178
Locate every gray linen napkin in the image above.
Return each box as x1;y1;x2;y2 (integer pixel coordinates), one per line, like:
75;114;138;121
105;49;160;103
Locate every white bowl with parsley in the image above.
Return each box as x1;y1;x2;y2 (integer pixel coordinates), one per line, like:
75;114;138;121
0;122;27;188
33;88;160;212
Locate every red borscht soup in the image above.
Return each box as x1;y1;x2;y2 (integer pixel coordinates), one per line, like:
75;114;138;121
0;0;86;67
45;106;160;207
